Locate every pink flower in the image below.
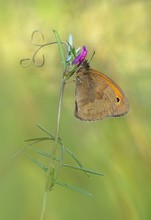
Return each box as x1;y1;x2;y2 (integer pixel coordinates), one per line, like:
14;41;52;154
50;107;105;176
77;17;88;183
72;46;88;66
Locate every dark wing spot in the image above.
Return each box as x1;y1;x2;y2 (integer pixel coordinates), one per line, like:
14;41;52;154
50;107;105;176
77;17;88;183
116;97;120;103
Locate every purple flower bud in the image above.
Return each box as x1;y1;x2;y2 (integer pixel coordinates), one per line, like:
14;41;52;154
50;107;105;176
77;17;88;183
72;46;88;65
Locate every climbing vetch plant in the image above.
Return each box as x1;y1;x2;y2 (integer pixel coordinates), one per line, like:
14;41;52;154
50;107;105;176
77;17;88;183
20;30;103;220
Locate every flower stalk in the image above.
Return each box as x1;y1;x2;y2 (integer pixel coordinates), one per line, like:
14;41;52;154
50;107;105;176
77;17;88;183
45;78;66;191
40;31;89;219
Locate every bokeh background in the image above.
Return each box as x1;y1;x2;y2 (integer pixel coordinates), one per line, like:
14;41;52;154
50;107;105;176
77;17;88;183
0;0;151;220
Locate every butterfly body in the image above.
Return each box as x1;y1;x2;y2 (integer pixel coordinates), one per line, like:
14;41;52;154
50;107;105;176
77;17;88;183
74;62;130;121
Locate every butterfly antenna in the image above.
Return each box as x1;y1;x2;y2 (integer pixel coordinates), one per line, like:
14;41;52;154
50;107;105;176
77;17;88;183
88;50;95;64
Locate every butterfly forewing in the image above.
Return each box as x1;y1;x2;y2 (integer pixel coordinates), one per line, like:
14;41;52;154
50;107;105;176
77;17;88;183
74;67;130;121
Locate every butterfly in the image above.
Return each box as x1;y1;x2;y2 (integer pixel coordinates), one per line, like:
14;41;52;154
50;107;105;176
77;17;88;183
74;61;130;121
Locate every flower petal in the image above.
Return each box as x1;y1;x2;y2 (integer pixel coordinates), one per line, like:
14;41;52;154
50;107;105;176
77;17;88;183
72;46;88;65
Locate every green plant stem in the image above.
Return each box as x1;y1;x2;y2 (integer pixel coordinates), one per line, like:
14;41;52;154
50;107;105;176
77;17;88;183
40;78;66;220
46;78;66;187
40;192;48;220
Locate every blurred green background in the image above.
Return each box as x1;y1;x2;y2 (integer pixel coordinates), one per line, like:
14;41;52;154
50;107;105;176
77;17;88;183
0;0;151;219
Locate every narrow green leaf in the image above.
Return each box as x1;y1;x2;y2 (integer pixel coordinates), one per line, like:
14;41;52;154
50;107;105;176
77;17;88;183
23;153;47;172
25;139;44;146
36;124;62;142
53;30;66;69
24;137;53;147
65;148;89;176
11;146;26;159
66;148;83;167
0;147;26;180
25;137;54;142
63;164;104;176
36;124;55;138
24;135;62;149
28;147;60;161
56;182;93;197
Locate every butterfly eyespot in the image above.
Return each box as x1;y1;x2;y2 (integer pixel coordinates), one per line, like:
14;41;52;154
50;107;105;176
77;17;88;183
116;97;120;103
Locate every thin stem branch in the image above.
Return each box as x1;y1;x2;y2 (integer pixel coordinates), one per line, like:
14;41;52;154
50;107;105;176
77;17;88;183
55;79;66;143
46;78;65;188
40;192;48;220
40;78;66;220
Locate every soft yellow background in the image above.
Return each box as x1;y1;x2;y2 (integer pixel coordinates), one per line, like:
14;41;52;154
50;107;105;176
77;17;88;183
0;0;151;220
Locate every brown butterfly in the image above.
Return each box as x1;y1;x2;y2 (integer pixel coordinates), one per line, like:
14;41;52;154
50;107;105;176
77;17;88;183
74;61;130;121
